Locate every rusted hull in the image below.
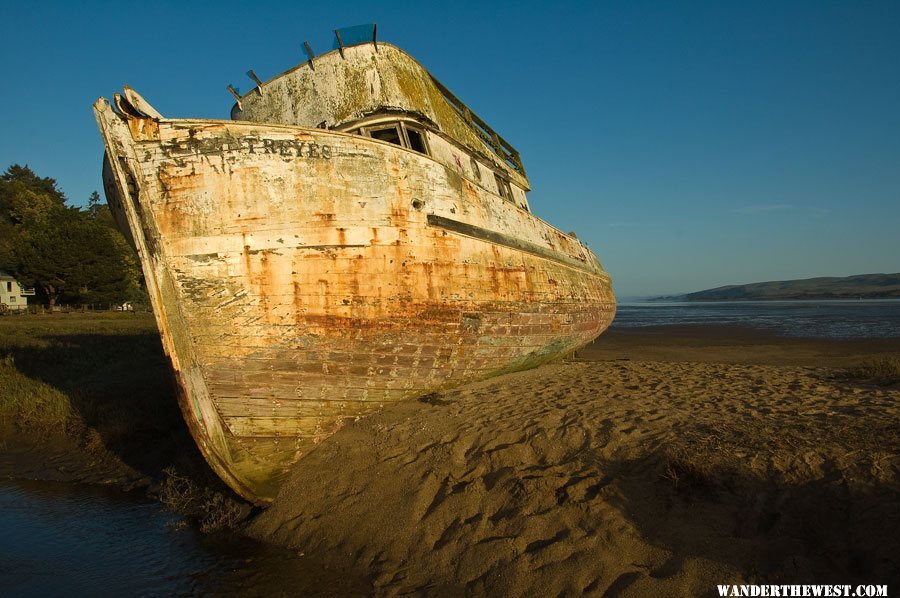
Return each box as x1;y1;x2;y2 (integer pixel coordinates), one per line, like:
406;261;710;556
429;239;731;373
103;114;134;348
95;102;615;503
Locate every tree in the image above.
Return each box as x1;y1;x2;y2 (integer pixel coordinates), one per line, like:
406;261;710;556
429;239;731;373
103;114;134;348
0;164;146;307
84;189;147;305
0;165;71;304
1;164;66;205
11;206;82;306
86;190;111;223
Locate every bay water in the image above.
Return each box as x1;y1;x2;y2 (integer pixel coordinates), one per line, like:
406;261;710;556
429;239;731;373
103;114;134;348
613;299;900;339
0;479;367;596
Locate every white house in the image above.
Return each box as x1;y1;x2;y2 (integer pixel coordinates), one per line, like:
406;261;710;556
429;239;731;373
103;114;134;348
0;271;34;311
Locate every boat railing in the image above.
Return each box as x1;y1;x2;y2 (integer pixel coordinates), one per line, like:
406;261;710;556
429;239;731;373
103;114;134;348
427;76;525;176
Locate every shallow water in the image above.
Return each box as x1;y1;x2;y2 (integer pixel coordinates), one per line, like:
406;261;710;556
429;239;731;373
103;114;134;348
0;479;369;596
613;299;900;338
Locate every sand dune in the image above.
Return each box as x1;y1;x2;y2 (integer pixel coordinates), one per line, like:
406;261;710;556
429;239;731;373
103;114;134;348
248;353;900;594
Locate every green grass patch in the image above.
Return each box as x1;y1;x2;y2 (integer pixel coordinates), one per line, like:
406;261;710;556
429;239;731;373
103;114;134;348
0;312;182;458
0;311;157;342
0;354;72;432
0;311;251;527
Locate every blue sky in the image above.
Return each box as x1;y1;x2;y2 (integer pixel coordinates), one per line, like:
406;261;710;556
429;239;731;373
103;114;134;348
1;1;898;296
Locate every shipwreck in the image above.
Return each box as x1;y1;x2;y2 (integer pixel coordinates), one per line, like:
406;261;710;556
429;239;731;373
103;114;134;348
94;25;616;504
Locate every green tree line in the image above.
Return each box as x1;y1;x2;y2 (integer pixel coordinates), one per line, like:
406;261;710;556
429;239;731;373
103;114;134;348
0;164;147;307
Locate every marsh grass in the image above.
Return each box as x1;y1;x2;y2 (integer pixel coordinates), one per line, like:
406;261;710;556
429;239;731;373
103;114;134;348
0;353;72;432
0;312;179;468
845;356;900;386
158;466;252;532
0;312;176;446
0;311;251;528
661;446;722;497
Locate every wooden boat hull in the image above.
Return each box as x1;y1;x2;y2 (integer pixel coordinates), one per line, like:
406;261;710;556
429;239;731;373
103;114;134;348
95;101;615;503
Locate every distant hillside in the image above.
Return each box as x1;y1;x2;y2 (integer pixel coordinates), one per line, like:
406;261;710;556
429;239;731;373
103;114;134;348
672;273;900;301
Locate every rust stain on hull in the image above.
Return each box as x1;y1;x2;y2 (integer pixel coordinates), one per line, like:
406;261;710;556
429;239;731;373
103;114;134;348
93;39;615;504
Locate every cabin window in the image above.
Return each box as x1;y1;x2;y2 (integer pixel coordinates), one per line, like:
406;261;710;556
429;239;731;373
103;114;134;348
495;173;512;202
470;156;481;181
368;125;403;146
357;121;431;156
404;126;427;154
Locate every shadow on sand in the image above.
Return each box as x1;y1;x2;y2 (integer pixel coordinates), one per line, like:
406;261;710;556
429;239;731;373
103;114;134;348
605;451;900;591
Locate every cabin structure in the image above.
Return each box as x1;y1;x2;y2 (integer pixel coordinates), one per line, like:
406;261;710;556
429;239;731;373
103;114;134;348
0;271;34;311
231;25;532;213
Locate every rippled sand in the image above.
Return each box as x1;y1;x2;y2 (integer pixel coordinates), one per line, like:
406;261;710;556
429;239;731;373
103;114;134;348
248;328;900;594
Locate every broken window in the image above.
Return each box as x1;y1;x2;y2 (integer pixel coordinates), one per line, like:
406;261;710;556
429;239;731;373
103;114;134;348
368;124;403;146
404;126;427;154
495;173;512;202
358;121;431;156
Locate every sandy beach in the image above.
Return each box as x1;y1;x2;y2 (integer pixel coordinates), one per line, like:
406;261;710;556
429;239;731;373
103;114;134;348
2;316;898;594
247;326;900;594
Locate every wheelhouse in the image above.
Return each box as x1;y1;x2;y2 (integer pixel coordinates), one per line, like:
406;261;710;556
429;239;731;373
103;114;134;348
336;114;530;212
231;25;532;212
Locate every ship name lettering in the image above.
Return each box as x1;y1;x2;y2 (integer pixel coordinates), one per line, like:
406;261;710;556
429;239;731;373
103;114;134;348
258;138;330;159
163;137;331;159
